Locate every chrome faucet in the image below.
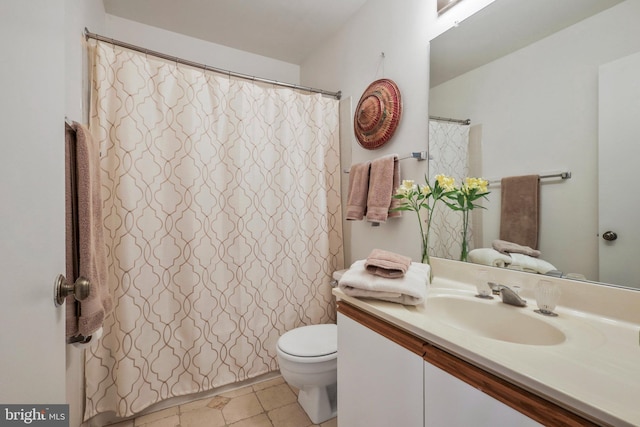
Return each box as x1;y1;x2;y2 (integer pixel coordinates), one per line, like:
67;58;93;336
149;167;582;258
489;283;527;307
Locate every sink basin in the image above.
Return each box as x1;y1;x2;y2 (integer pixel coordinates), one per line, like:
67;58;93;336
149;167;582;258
424;295;566;346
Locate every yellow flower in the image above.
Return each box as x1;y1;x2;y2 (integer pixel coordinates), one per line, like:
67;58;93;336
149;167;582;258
401;179;415;190
464;177;488;193
421;185;431;196
435;174;456;191
396;180;416;196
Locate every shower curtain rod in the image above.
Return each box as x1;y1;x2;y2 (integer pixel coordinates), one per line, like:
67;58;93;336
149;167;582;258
429;115;471;125
83;28;342;100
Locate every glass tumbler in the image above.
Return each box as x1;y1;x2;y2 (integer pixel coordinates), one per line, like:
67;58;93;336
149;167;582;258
475;269;493;299
534;280;561;316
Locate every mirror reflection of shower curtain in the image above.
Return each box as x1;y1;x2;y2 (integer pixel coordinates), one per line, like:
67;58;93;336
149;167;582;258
84;39;343;421
428;120;470;259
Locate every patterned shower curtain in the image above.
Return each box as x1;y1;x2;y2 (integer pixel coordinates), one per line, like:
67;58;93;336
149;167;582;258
428;120;470;259
84;39;343;420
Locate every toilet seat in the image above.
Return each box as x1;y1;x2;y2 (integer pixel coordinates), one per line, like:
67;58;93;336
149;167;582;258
278;324;337;358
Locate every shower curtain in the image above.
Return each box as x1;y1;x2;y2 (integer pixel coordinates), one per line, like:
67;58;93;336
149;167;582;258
84;39;343;420
428;120;470;259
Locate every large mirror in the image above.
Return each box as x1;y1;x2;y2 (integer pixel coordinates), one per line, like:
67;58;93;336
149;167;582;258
428;0;640;290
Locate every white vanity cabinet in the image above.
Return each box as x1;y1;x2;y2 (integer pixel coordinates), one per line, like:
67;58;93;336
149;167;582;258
337;311;424;427
423;360;540;426
337;301;598;427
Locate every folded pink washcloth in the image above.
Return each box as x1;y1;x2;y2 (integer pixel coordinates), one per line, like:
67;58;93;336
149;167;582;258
364;248;412;278
492;239;541;258
346;161;371;220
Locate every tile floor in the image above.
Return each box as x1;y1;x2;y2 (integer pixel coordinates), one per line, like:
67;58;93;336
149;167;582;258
107;376;337;427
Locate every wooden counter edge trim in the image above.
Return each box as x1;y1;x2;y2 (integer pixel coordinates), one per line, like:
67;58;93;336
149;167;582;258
423;342;602;427
338;300;604;427
337;301;425;356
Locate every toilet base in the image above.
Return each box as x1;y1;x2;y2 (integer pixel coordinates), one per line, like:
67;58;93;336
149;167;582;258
297;383;337;424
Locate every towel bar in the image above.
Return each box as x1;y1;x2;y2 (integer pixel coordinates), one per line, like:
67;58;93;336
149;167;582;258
488;171;571;186
343;151;430;173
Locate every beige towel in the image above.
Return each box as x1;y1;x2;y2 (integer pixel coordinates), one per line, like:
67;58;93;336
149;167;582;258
365;248;411;278
338;260;430;305
499;175;540;249
468;248;556;274
65;122;112;338
468;248;513;268
366;154;399;223
508;253;556;274
492;239;541;258
65;124;80;338
346;161;371;220
388;156;402;219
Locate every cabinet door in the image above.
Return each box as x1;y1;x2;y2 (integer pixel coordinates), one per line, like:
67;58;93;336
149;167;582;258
424;361;541;426
337;313;424;427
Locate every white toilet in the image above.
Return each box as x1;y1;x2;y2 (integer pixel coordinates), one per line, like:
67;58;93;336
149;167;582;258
276;323;338;424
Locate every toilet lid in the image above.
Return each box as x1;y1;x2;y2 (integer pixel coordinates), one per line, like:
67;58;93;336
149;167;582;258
278;324;337;357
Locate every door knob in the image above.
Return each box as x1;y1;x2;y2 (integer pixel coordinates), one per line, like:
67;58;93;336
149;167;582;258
54;274;91;306
602;231;618;241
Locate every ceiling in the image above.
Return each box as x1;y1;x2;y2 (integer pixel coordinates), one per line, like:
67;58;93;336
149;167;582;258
102;0;369;64
103;0;624;82
430;0;624;87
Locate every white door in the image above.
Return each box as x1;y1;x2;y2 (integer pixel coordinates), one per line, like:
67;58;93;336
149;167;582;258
0;1;66;403
598;51;640;289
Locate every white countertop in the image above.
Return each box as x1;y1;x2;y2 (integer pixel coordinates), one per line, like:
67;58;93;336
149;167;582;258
333;257;640;427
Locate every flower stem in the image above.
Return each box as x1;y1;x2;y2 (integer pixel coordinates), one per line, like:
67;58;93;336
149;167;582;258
460;209;469;261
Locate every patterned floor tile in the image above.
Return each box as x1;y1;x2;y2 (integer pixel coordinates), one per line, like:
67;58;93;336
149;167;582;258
119;376;337;427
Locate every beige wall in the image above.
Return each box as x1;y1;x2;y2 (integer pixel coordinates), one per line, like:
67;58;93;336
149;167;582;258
301;0;433;266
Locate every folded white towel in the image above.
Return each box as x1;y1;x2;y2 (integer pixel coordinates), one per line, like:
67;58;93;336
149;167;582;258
468;248;513;268
468;248;556;275
338;260;430;305
508;253;556;274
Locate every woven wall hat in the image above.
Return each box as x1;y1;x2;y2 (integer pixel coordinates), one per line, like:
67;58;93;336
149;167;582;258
353;78;402;149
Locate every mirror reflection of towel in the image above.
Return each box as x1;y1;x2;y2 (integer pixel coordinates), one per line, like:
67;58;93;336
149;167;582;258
499;175;540;249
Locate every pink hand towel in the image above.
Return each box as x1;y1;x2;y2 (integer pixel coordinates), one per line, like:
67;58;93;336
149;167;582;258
65;122;113;338
366;154;399;223
346;161;371;220
365;248;412;278
388;156;402;219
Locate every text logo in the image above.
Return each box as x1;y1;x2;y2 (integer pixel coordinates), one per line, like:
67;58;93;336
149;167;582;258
1;405;68;427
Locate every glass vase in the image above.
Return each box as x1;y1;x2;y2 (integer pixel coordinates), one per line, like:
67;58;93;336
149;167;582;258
421;233;430;265
460;209;470;262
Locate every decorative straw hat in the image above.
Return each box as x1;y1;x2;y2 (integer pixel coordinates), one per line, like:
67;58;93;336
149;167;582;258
353;79;402;149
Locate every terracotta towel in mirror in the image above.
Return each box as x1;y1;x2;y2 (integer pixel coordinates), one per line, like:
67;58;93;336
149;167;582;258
499;175;540;250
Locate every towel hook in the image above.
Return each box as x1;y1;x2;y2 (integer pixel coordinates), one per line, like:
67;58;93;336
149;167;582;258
54;274;91;306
